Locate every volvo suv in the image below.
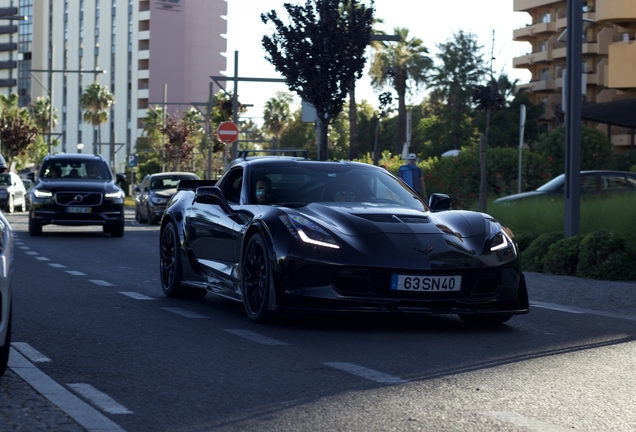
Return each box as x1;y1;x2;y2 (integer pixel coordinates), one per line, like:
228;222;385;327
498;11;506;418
27;154;126;237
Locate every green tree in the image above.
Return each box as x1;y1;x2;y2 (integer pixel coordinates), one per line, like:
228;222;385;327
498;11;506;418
29;96;58;135
428;30;486;150
262;0;374;160
369;27;432;154
0;114;39;166
263;92;294;148
80;82;115;154
162;115;197;172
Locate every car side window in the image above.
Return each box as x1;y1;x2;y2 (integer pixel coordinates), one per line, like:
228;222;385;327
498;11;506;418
580;175;598;192
220;168;244;204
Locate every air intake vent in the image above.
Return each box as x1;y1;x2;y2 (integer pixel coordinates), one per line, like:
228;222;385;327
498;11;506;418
354;214;429;224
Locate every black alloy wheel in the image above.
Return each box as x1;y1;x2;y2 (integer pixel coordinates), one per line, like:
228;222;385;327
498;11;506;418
242;234;274;323
458;313;513;326
160;222;205;298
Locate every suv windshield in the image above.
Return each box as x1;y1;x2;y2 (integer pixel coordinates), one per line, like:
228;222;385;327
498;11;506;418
150;175;197;190
41;160;112;181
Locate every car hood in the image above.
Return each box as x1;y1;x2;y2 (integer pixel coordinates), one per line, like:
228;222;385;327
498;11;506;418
493;191;546;202
34;180;121;193
152;188;177;198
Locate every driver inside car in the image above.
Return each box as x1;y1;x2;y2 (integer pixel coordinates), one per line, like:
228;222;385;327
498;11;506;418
255;176;273;204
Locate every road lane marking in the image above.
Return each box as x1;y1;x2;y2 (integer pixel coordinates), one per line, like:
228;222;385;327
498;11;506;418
35;256;50;261
19;246;29;249
11;342;51;362
161;307;209;318
67;383;133;415
66;270;87;276
223;329;288;345
8;349;126;432
482;411;572;432
49;263;67;268
89;280;114;286
531;301;636;322
119;292;154;300
25;251;38;255
324;362;409;384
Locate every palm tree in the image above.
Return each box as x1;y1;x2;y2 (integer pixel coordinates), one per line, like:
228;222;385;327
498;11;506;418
30;96;58;137
263;92;293;148
80;82;115;154
0;93;19;115
369;27;433;155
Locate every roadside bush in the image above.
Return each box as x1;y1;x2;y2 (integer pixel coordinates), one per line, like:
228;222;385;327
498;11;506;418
521;231;563;272
541;235;581;276
512;230;538;253
576;230;636;280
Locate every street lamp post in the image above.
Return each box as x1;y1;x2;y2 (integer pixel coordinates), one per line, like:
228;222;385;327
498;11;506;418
76;143;84;153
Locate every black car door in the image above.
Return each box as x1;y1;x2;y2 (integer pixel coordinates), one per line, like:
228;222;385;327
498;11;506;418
186;167;245;292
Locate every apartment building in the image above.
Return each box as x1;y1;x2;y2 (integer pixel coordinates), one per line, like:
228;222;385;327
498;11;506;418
5;0;226;171
513;0;636;151
0;4;21;94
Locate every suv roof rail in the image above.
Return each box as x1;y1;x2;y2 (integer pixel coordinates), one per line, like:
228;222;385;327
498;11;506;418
236;148;309;159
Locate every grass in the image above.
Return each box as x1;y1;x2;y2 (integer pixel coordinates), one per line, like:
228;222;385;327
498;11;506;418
487;194;636;243
124;196;135;208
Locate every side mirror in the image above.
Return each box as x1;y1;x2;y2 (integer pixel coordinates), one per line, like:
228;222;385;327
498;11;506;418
428;193;451;212
195;186;233;214
116;173;126;183
26;172;35;181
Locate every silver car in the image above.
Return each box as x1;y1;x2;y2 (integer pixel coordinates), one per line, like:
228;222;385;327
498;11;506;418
0;172;27;213
0;210;14;376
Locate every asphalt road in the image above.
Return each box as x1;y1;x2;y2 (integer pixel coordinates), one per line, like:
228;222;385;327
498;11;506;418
1;209;636;431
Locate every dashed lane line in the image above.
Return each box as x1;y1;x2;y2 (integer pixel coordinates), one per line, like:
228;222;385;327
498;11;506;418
119;292;155;300
223;329;288;345
161;307;209;319
66;270;87;276
49;263;67;268
324;362;409;384
11;342;51;362
35;256;50;261
67;383;133;415
89;280;115;287
8;348;126;432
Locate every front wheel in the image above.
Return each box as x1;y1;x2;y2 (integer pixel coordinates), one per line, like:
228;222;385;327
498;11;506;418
458;314;513;326
110;221;124;237
242;234;275;323
28;216;42;236
160;222;205;298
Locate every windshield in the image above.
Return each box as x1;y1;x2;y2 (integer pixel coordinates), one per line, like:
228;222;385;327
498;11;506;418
0;174;11;186
150;175;199;190
250;164;427;210
41;160;113;181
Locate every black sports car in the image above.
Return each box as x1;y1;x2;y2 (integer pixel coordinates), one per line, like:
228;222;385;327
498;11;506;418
160;158;529;324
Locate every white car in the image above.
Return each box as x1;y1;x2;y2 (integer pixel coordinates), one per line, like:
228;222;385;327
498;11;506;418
0;210;14;376
0;171;27;213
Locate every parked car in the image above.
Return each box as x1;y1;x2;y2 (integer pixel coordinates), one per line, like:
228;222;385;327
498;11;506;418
134;172;200;224
0;171;28;213
26;154;126;237
21;178;34;210
493;170;636;203
159;157;529;325
0;210;14;376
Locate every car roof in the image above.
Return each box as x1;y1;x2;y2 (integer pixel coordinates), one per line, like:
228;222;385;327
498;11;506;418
44;153;107;162
149;171;198;177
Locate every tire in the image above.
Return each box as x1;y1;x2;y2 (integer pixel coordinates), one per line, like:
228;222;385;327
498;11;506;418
110;221;124;237
135;206;141;222
458;314;513;326
146;205;156;225
0;308;11;377
28;216;42;236
160;222;205;298
242;234;275;323
19;198;26;212
6;196;14;213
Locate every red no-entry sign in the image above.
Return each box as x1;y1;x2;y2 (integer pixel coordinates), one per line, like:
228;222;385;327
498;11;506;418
217;121;239;144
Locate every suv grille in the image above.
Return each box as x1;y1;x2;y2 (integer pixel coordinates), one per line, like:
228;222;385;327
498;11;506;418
56;192;103;206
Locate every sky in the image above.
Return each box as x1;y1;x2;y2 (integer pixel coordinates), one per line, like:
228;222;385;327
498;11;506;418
223;0;533;126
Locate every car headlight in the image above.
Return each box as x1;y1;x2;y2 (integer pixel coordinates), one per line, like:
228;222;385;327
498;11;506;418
105;190;124;199
280;214;340;249
151;197;168;205
487;220;512;252
33;189;53;198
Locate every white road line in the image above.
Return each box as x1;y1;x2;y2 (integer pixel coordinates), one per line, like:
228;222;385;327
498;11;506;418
8;349;126;432
223;329;288;345
11;342;51;362
25;251;38;255
66;270;87;276
161;307;209;319
89;280;114;286
67;383;133;415
531;301;636;322
18;246;29;249
49;263;67;268
483;411;572;432
119;292;154;300
35;256;50;261
324;362;409;384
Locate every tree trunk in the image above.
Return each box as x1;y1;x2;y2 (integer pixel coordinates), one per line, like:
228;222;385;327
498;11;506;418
348;87;359;160
396;76;407;155
478;108;491;213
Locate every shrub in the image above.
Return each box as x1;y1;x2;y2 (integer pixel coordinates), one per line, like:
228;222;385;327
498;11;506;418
541;235;581;276
577;230;636;280
512;230;538;253
521;231;563;272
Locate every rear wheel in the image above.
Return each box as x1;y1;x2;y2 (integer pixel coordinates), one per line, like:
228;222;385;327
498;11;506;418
458;314;513;326
160;222;205;297
28;216;42;236
0;308;12;377
242;234;275;323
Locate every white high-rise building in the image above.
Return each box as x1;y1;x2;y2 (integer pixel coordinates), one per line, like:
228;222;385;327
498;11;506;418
10;0;227;171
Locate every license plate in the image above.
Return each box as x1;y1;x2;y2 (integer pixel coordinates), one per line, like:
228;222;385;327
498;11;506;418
391;275;462;292
66;207;92;213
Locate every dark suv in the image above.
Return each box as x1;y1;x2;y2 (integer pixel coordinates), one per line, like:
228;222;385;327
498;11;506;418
26;154;126;237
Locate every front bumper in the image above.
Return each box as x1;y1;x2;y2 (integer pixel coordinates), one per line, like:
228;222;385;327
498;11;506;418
30;204;124;227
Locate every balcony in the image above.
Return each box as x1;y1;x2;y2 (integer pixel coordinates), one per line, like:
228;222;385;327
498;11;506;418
0;78;16;87
139;30;150;41
139;10;150;21
608;41;636;89
137;89;149;99
513;0;558;12
0;25;17;35
0;42;17;52
513;49;550;67
513;21;557;41
0;60;16;69
596;0;636;25
528;78;556;92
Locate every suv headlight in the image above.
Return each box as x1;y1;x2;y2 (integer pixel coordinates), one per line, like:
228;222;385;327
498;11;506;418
105;190;124;199
280;214;340;249
33;189;53;198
